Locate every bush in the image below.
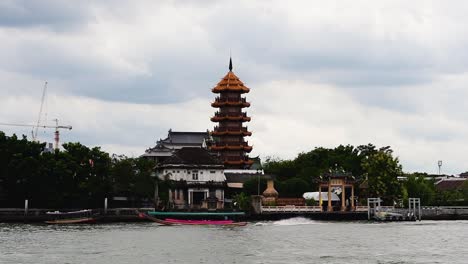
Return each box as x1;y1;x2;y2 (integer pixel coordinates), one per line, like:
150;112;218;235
305;198;317;206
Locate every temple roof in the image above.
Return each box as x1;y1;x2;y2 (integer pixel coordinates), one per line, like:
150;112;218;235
435;178;467;191
160;130;210;146
212;71;250;93
145;130;211;155
163;147;223;165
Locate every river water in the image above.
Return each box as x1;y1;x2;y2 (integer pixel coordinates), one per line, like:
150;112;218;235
1;218;467;264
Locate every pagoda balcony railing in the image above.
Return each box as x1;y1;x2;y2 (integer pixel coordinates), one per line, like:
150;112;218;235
213;112;248;117
214;97;247;103
214;142;249;147
213;126;249;132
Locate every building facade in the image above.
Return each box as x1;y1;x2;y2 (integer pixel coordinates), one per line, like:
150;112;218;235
157;147;226;209
210;59;253;169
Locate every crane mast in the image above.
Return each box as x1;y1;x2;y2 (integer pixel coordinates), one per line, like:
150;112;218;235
33;82;48;141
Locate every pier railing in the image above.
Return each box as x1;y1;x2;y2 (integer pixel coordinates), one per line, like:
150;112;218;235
261;205;322;213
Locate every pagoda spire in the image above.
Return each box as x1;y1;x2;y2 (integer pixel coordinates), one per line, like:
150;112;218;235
229;57;233;72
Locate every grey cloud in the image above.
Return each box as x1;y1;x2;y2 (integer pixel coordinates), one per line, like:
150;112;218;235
0;1;92;30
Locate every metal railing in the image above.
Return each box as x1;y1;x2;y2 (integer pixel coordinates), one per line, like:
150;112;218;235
261;205;322;213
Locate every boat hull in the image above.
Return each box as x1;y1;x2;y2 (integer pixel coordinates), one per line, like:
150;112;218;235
139;213;247;226
45;217;96;224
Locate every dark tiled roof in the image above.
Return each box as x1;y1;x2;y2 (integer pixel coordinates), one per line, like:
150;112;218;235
435;179;467;191
163;147;222;165
161;131;209;145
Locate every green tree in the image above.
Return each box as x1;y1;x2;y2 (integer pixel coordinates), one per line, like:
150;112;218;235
403;174;436;205
362;149;402;204
276;177;311;198
233;192;251;211
242;177;267;195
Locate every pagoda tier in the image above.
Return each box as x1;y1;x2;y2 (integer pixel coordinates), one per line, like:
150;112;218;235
211;97;250;108
210;142;253;152
209;58;253;169
211;126;252;137
210;112;251;122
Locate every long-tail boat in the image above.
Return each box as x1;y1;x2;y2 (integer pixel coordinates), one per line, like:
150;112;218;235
45;209;96;224
138;212;247;226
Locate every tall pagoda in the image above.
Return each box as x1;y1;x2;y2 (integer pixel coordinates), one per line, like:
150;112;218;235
210;58;253;169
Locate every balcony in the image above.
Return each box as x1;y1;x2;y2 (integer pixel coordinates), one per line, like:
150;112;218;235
211;97;250;108
211;126;252;136
210;142;253;152
210;112;251;122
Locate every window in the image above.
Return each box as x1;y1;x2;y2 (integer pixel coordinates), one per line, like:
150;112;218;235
176;189;180;200
200;171;203;174
192;171;198;180
176;171;179;173
210;171;216;174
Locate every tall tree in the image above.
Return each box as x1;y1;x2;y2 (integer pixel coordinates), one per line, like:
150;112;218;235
362;149;403;203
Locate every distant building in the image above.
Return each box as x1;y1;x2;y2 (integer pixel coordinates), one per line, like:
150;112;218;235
142;129;211;164
435;177;467;192
156;147;226;210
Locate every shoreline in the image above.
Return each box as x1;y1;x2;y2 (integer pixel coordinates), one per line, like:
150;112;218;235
1;207;468;223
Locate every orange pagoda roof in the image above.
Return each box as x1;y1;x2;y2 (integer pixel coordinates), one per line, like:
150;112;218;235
212;71;250;93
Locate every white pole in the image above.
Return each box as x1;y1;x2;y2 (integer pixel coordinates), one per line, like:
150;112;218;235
24;199;29;216
418;198;421;221
104;197;108;214
367;198;370;220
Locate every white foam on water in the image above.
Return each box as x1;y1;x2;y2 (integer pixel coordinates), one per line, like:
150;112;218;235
272;217;320;226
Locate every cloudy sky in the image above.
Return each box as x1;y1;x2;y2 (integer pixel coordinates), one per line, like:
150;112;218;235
1;0;467;174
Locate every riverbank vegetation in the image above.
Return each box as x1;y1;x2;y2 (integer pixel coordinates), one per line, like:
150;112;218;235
245;144;468;206
0;132;156;208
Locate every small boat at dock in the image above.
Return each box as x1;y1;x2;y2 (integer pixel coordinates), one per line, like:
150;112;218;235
45;209;96;224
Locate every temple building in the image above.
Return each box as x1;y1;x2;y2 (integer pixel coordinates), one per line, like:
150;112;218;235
142;129;211;164
156;147;226;209
209;58;253;169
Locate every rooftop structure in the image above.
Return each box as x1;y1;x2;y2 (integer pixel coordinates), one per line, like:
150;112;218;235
209;58;253;169
142;129;211;164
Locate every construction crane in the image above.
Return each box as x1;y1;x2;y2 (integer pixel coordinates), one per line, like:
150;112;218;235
0;119;72;150
33;81;48;141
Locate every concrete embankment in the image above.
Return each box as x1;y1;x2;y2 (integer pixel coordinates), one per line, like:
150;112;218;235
1;207;468;223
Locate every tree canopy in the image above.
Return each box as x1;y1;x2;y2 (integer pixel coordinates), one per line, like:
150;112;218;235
0;131;156;208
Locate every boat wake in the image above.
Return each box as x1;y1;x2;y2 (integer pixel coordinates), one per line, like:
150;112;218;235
255;217;321;226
